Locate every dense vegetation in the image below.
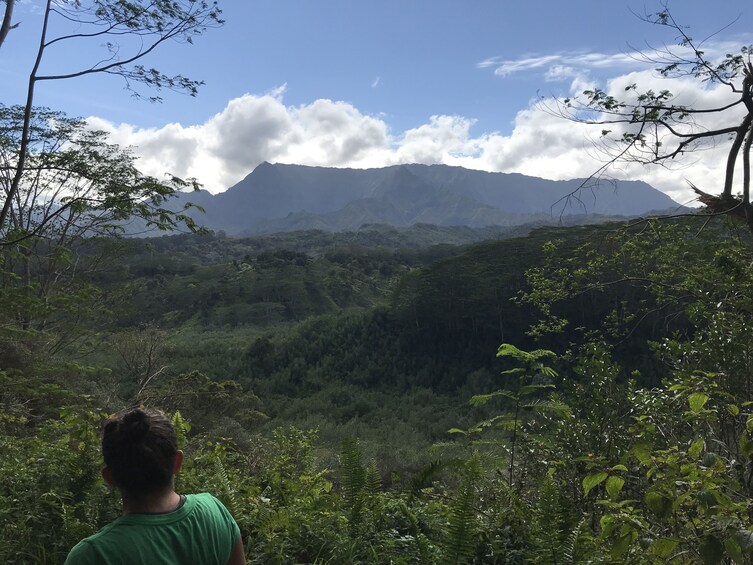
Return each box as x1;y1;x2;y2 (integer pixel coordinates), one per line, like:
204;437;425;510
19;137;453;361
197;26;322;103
6;211;753;563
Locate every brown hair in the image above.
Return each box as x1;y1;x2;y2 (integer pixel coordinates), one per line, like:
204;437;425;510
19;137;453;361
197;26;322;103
102;408;178;495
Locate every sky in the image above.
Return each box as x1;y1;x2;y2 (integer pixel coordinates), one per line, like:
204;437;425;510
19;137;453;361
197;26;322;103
2;0;753;204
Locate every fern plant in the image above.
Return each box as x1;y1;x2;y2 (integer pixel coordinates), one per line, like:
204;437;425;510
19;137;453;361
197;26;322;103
213;455;240;517
561;516;587;565
529;472;576;564
443;454;482;565
339;437;366;501
339;437;366;531
364;458;382;497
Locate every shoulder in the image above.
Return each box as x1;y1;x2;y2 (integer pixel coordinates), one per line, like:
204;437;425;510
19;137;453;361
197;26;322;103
189;492;233;514
187;493;241;541
64;539;97;565
63;520;124;565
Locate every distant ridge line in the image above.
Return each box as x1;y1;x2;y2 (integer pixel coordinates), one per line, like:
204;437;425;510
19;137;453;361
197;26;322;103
155;163;682;237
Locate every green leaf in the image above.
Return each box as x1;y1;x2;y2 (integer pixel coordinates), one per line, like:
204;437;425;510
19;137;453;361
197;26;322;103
689;392;709;413
725;537;743;563
583;471;608;496
540;366;558;378
469;390;516;406
740;434;753;458
519;383;555;395
605;475;625;500
610;532;634;560
727;404;740;416
735;529;753;553
699;536;724;565
746;415;753;433
496;343;526;359
689;437;705;460
611;464;628;472
645;491;672;519
600;514;616;538
631;441;653;465
650;538;678;559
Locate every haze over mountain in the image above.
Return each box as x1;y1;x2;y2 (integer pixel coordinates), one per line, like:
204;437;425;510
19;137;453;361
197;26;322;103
166;163;681;235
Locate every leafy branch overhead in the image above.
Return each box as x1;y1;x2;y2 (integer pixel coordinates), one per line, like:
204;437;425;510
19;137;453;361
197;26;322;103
37;0;224;100
544;6;753;230
0;0;224;238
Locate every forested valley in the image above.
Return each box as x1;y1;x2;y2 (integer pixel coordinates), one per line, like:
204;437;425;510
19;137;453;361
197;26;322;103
6;212;753;563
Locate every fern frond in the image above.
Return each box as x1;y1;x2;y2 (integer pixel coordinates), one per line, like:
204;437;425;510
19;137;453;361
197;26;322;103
408;459;454;501
523;399;572;416
339;437;365;503
443;454;483;565
562;515;588;564
170;411;190;449
213;456;239;516
339;437;367;530
469;390;517;406
364;459;382;497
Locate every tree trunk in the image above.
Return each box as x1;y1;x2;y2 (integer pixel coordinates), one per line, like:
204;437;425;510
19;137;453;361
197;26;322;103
0;0;15;50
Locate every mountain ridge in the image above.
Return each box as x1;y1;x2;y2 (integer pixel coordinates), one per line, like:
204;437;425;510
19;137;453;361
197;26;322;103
165;162;681;235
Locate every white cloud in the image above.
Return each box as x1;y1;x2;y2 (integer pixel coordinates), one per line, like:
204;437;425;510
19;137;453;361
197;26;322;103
371;76;381;88
478;39;753;99
478;51;640;78
544;65;578;81
88;72;744;207
391;116;482;164
89;91;391;191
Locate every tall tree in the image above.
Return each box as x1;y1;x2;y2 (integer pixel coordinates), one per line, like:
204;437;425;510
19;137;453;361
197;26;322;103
547;7;753;229
0;0;223;237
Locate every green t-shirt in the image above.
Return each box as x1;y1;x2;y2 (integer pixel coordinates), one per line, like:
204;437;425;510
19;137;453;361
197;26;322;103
64;493;241;565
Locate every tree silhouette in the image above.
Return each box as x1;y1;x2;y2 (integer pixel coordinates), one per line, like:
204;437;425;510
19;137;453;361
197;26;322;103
546;6;753;230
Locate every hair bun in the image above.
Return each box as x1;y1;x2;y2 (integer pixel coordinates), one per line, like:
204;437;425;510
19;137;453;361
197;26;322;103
120;408;151;440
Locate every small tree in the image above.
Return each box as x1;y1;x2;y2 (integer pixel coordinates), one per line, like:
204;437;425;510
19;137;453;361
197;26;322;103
547;6;753;230
0;0;223;236
0;105;202;361
0;105;202;243
111;325;168;402
0;0;222;357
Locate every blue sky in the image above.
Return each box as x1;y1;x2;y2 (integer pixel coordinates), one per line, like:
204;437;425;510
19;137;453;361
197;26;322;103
3;1;753;202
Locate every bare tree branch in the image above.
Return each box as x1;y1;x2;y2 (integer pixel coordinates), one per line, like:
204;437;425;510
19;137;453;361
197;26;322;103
543;5;753;232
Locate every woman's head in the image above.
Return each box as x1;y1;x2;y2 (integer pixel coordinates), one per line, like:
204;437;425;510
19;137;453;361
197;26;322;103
102;408;179;495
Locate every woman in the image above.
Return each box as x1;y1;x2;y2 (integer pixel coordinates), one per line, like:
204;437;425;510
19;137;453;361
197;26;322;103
65;408;246;565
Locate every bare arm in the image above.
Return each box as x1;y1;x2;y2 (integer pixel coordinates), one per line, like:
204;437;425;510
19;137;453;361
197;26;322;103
227;537;246;565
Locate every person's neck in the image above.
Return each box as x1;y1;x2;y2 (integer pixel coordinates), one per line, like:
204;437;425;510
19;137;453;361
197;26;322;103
121;488;182;515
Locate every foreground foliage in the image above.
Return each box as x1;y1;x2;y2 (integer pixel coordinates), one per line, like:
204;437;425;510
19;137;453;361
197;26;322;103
6;217;753;563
